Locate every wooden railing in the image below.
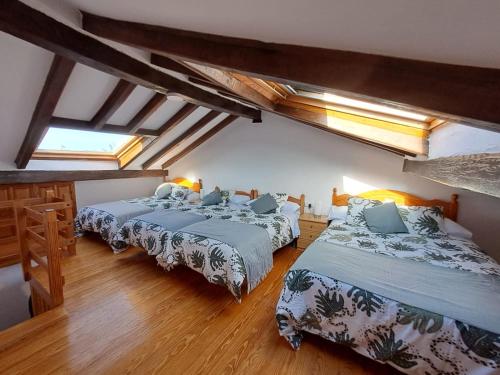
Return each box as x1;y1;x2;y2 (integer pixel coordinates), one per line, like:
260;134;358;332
15;191;75;316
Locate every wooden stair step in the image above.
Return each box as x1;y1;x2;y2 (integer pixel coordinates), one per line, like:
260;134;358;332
0;306;67;352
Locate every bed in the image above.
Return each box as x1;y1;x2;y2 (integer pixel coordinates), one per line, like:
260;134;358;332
113;190;305;300
276;188;500;374
74;177;202;250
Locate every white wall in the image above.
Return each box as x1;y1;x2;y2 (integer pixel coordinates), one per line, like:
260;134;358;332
75;177;163;207
170;112;500;260
429;123;500;159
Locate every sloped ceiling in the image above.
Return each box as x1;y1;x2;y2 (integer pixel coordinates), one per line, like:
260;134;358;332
62;0;500;69
0;33;53;169
0;29;241;170
50;62;236;170
2;0;499;176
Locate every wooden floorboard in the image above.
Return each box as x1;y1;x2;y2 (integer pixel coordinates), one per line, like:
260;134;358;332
0;235;398;374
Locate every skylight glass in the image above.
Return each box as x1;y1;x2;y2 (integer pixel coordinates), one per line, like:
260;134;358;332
37;128;134;154
321;93;429;122
293;88;431;122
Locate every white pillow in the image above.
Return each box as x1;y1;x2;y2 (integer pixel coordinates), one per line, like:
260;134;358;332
281;201;300;215
397;205;447;236
170;185;189;201
444;218;472;240
229;194;250;205
154;182;177;199
346;197;382;226
271;193;289;213
328;205;348;221
187;192;200;203
245;198;257;206
220;190;234;203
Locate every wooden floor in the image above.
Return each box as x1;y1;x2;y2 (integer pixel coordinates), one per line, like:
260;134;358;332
0;235;398;374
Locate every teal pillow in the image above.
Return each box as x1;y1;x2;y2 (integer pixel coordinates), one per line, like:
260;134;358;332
249;193;278;214
364;202;409;234
202;190;222;206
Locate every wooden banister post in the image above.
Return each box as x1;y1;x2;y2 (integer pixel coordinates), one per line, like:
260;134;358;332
15;201;31;281
44;209;64;307
61;192;76;255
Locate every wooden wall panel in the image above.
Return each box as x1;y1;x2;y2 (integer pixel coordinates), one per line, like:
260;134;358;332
0;181;76;268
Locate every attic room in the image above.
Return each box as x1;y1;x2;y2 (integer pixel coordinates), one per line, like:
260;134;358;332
0;0;499;374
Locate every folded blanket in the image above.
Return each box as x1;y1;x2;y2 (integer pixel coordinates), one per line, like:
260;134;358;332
87;201;154;227
293;240;500;334
133;210;207;231
182;218;273;293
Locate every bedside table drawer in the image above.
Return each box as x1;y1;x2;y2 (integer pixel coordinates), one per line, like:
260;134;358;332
299;221;326;232
299;231;321;242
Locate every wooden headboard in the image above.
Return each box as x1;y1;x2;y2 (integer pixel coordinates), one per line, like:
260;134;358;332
253;190;306;214
213;186;255;198
332;187;458;221
169;178;202;193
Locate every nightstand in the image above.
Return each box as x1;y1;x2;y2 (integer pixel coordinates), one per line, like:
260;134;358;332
297;213;329;250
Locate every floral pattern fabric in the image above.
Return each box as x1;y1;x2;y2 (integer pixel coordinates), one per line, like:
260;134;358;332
398;205;447;237
170;185;190;201
276;270;500;374
113;204;295;300
276;221;500;374
74;196;188;250
319;220;500;276
271;193;289;213
346;197;383;226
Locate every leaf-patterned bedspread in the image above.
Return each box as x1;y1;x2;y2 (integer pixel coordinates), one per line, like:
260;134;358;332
74;196;188;250
113;204;295;300
319;220;500;277
276;221;500;374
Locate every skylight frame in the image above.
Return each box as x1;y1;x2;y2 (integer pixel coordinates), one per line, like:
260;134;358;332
33;127;140;161
292;89;435;124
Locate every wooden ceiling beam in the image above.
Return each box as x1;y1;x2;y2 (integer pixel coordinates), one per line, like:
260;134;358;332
0;1;260;121
151;55;274;110
188;77;229;93
183;62;276;111
142;110;221;169
50;117;158;137
162;115;238;169
217;91;260;106
15;55;75;169
150;54;212;82
0;169;166;185
82;11;500;126
91;79;136;129
125;93;167;133
120;103;198;169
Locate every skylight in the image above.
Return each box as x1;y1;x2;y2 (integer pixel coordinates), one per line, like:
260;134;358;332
321;93;429;122
37;128;134;155
293;88;432;123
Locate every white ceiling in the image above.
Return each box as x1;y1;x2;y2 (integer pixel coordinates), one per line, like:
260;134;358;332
0;30;233;169
106;86;155;126
55;0;500;69
54;64;119;121
0;33;53;169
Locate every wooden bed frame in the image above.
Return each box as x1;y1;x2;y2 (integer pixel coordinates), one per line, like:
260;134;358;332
253;190;306;214
166;177;203;193
213;187;256;199
332;187;458;221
